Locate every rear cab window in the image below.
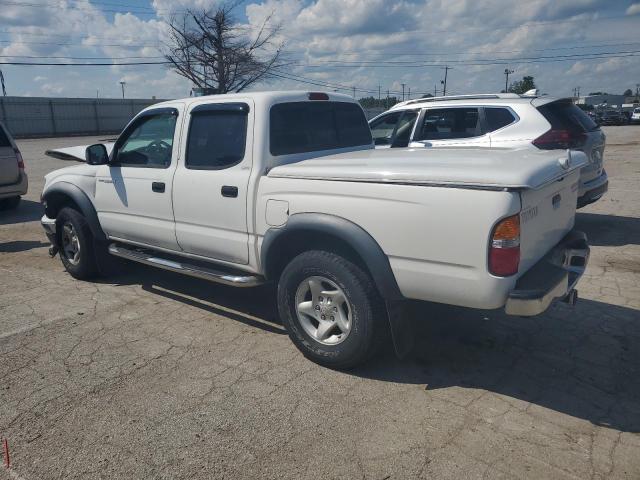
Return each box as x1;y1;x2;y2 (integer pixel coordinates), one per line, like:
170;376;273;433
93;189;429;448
270;102;372;156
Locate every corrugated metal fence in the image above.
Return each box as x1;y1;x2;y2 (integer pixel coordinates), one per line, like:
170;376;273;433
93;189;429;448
0;97;164;138
0;96;386;139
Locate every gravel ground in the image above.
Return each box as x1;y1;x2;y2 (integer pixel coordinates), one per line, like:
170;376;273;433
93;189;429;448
1;127;639;479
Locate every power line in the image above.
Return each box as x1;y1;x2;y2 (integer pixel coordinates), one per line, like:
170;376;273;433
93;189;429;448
293;41;640;59
0;54;166;59
0;39;159;48
291;51;640;68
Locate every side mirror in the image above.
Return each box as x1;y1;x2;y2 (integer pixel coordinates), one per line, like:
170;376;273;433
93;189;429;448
85;144;109;165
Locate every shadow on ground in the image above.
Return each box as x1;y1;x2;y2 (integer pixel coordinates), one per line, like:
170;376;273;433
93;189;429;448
355;299;640;433
100;259;640;433
0;199;43;226
0;240;49;253
576;212;640;246
105;260;284;335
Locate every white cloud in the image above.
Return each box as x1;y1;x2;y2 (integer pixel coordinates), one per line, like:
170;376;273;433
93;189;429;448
626;3;640;15
0;0;638;99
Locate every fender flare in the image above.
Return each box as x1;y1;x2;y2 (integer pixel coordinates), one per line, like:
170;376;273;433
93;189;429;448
43;181;107;242
261;213;403;301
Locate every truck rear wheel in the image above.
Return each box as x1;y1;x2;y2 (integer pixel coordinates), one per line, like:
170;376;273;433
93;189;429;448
277;250;387;369
56;207;99;280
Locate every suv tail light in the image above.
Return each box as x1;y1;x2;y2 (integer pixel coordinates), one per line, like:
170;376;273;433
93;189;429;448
532;129;586;150
14;149;24;170
489;214;520;276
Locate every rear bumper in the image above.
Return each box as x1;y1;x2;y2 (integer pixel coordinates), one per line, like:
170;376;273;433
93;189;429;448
578;171;608;208
505;230;589;316
0;171;28;199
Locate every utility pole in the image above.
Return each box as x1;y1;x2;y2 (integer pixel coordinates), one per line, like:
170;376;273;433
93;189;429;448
386;89;389;109
378;85;381;101
504;68;514;93
401;83;405;101
576;86;580;99
636;83;639;99
352;86;356;98
441;66;451;96
119;81;126;99
0;68;6;96
434;84;437;97
408;86;411;99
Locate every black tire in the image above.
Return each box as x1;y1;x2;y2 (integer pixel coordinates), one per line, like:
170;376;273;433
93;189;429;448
56;207;99;280
277;250;388;369
0;196;20;210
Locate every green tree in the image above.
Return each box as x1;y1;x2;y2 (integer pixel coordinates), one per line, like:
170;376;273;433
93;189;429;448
508;76;536;94
358;96;399;109
624;88;633;96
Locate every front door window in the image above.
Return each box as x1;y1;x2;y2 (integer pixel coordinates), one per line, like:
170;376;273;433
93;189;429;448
114;113;177;168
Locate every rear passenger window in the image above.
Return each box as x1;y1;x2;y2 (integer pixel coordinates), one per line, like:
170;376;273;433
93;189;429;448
485;108;516;132
186;107;248;170
415;108;482;141
270;102;372;156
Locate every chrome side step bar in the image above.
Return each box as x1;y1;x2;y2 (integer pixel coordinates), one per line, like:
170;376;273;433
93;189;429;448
108;243;264;287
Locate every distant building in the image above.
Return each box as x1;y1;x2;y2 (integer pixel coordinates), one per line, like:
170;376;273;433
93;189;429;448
577;94;626;108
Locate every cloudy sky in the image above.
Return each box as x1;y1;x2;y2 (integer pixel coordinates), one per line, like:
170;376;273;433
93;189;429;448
1;0;639;99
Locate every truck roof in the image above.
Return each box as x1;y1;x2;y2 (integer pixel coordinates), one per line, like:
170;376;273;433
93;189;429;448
150;90;358;109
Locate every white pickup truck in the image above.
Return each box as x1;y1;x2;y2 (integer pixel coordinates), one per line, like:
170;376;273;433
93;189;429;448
41;91;590;368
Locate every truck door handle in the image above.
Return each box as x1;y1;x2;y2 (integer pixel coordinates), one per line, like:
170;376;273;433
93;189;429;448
221;185;238;198
152;182;165;193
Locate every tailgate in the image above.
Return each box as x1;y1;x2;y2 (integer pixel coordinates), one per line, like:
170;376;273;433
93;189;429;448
0;125;19;186
518;169;581;274
0;146;19;186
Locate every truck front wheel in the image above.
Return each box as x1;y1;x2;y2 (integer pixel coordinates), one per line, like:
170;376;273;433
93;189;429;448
277;250;387;369
56;207;99;280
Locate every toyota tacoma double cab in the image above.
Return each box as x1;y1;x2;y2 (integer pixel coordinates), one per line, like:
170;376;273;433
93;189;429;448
41;91;590;368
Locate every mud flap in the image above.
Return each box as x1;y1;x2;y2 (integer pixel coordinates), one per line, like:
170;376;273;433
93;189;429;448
386;300;415;359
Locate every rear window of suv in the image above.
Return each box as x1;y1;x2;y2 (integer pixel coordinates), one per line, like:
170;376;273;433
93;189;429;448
270;102;372;156
537;101;599;132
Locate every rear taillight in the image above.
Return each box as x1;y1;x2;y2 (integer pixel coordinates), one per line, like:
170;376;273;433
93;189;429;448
532;129;586;150
14;149;24;170
489;214;520;276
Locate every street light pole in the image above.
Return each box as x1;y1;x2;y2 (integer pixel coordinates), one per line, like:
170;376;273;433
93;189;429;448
119;81;126;99
401;83;405;101
0;68;6;96
504;69;514;93
441;66;450;96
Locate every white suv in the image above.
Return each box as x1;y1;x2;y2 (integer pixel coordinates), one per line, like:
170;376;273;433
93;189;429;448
369;93;608;208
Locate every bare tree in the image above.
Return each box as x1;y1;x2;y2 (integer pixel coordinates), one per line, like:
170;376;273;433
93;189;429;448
164;2;285;94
